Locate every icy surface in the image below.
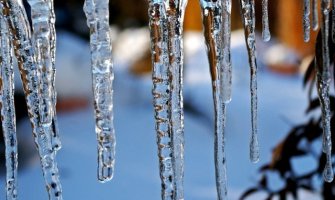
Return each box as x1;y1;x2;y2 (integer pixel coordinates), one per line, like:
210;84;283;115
0;30;320;200
3;0;63;198
27;0;61;153
84;0;116;182
199;0;229;199
222;0;232;103
0;12;18;200
312;0;319;30
239;0;260;163
166;1;188;199
261;0;270;41
303;0;311;42
319;0;334;183
148;1;175;199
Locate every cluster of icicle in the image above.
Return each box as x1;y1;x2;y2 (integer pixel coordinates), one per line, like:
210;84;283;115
0;0;335;200
0;0;62;199
147;0;335;199
306;0;335;183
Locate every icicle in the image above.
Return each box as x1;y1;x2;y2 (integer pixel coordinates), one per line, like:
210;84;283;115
222;0;232;103
312;0;319;30
49;0;61;152
166;0;188;199
0;12;18;200
239;0;260;163
318;0;334;182
27;0;61;153
199;0;229;199
303;0;311;42
148;1;175;199
2;0;63;198
84;0;116;182
261;0;271;42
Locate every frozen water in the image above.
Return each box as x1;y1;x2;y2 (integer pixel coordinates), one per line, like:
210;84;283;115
0;11;18;200
166;0;188;199
84;0;116;182
239;0;260;163
2;0;63;198
262;0;271;41
303;0;311;42
319;0;334;182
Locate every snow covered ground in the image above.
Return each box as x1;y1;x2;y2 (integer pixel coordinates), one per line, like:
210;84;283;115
0;29;321;199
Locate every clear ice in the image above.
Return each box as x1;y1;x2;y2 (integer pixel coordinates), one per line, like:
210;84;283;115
2;0;63;198
262;0;271;42
49;0;61;152
27;0;61;152
312;0;319;30
319;0;334;182
239;0;260;163
199;0;230;199
0;11;18;200
84;0;116;182
303;0;311;42
149;1;174;199
166;0;188;199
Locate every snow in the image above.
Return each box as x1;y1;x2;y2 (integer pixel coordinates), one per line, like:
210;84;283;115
0;29;321;199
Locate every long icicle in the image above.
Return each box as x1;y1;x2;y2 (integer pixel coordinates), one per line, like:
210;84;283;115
312;0;319;30
199;0;228;199
48;0;62;152
148;1;175;199
0;12;18;200
319;0;334;183
261;0;271;41
2;0;63;198
303;0;311;42
239;0;260;163
166;0;188;199
84;0;116;182
26;0;61;154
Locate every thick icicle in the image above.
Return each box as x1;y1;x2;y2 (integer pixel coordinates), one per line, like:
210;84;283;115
0;12;18;200
239;0;260;163
166;0;188;199
261;0;271;41
312;0;319;30
199;0;229;199
303;0;311;42
148;1;175;199
84;0;116;182
318;0;334;182
27;0;61;153
2;0;63;199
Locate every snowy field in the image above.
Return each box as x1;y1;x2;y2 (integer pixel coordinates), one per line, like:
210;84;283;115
0;29;322;199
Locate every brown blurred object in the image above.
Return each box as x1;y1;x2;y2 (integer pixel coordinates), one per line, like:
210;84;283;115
110;0;149;27
56;98;89;113
268;63;299;75
129;49;153;75
184;0;202;31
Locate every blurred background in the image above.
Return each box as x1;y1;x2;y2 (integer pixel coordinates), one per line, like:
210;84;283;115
0;0;332;199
